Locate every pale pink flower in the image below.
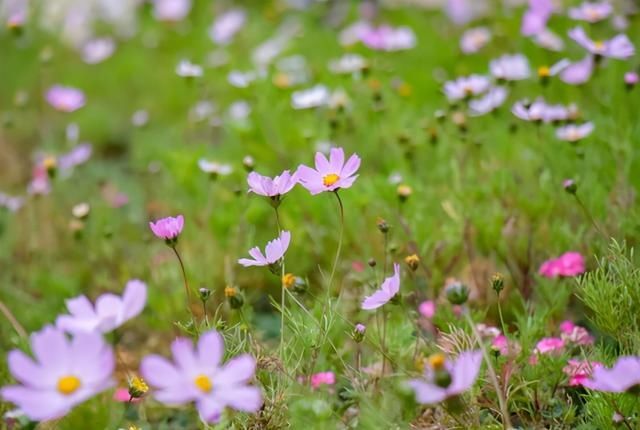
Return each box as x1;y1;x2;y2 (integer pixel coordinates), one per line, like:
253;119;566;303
512;98;547;122
81;38;115;65
247;171;297;198
490;54;531;81
153;0;191;22
238;231;291;267
359;25;416;51
568;2;612;23
0;192;24;212
460;27;491;54
210;9;245;45
310;372;335;389
176;60;203;78
418;300;436;319
362;263;401;310
539;252;586;278
469;86;508;116
408;350;482;404
491;335;509;356
521;0;554;36
140;330;262;423
149;215;184;242
555;122;594;142
530;337;565;363
27;165;51;196
296;147;360;195
443;75;491;102
569;27;635;59
564;359;603;386
533;29;565;51
46;86;85;112
583;356;640;392
58;144;92;171
625;71;639;87
558;56;595;85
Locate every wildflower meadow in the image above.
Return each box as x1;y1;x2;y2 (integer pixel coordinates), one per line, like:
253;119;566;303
2;0;640;429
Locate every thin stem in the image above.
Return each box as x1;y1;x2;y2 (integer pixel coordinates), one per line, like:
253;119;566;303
381;307;388;376
0;300;27;339
382;231;388;277
497;297;507;336
171;246;197;327
274;206;286;356
464;310;512;430
328;191;345;294
573;194;607;239
201;300;209;327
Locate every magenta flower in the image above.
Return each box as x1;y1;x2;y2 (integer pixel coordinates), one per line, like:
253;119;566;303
362;263;401;310
583;356;640;392
27;165;51;196
443;75;491;102
569;27;635;59
625;71;639;87
568;2;612;23
56;280;147;334
418;300;436;319
296;147;360;195
140;330;262;423
238;231;291;268
408;351;482;404
555;122;594;142
247;170;298;200
149;215;184;243
491;335;509;356
534;337;565;355
1;326;114;421
490;54;531;81
560;321;594;346
539;252;586;278
310;372;336;389
564;359;603;386
46;85;85;113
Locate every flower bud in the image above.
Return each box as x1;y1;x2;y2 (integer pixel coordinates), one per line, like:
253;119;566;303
243;155;255;172
225;286;244;309
445;282;469;305
72;202;90;220
198;287;212;302
491;273;504;295
404;254;420;271
376;218;390;234
397;184;412;202
367;258;377;267
563;179;577;195
42;156;57;179
352;323;366;343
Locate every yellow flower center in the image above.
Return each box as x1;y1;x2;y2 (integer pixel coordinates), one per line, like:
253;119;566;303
57;375;81;395
43;156;57;171
428;353;446;370
537;66;550;78
282;273;295;289
129;376;149;395
594;40;605;51
323;173;340;187
194;374;213;393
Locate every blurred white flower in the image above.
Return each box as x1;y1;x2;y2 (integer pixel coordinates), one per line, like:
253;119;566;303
291;85;330;109
176;60;203;78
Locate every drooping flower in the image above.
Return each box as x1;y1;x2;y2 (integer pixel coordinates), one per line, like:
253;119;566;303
564;359;603;386
247;170;298;201
555;122;594;142
490;54;531;81
408;351;482;404
460;27;491;54
568;27;635;59
296;147;360;195
140;330;262;423
359;25;416;51
469;86;508;116
583;356;640;392
568;2;612;23
149;215;184;243
238;231;291;268
46;85;85;112
1;326;114;421
443;75;491;102
209;9;245;45
362;263;401;310
310;372;336;389
539;252;586;278
56;280;147;334
153;0;191;22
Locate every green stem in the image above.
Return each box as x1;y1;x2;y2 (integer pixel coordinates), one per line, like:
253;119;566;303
171;246;198;331
275;206;286;356
573;194;607;239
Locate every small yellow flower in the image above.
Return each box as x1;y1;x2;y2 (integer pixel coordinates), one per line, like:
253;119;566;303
282;273;295;289
224;286;237;297
537;66;550;78
405;254;420;271
128;376;149;398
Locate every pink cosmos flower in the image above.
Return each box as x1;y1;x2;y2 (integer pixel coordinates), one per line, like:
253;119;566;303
558;56;595;85
408;350;482;404
81;38;115;64
444;75;491;102
534;337;565;355
58;144;92;171
564;359;603;386
209;9;246;45
583;356;640;392
153;0;191;22
560;321;594;346
460;27;491;54
238;231;291;267
490;54;531;81
56;280;147;334
362;263;401;310
533;28;565;52
491;335;509;356
569;27;634;59
359;25;416;51
149;215;184;242
521;0;554;36
310;372;336;389
625;71;639;87
140;330;262;423
555;122;594;142
1;326;114;421
469;86;508;116
512;99;548;122
418;300;436;319
539;252;586;278
27;165;51;196
247;170;298;198
46;85;85;112
568;2;612;23
296;147;360;195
